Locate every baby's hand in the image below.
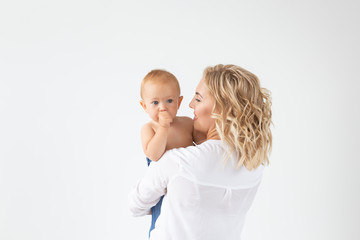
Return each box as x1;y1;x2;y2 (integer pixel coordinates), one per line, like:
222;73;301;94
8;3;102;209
159;110;173;128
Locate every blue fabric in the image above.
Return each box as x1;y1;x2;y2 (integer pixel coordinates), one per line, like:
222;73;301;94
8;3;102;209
146;157;164;238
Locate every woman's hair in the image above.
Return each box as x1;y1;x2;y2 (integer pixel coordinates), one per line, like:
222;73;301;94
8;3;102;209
203;64;272;170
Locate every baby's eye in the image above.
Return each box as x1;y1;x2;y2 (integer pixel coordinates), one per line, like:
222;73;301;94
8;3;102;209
167;99;173;103
152;101;159;105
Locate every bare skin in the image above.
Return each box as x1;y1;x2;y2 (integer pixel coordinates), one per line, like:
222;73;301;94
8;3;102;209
141;114;194;161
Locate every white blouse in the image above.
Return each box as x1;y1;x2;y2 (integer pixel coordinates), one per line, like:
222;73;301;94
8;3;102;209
128;140;264;240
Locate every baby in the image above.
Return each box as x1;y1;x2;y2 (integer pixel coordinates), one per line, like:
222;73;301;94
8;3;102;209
139;69;194;235
140;69;194;161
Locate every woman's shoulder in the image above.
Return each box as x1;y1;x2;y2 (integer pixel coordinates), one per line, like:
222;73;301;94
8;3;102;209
196;139;227;152
167;140;264;188
170;139;223;153
163;140;225;166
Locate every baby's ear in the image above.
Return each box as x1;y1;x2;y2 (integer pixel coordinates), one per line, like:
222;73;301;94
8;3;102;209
177;96;184;109
140;100;147;111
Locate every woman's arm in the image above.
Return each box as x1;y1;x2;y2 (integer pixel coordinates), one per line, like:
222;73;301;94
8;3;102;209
128;151;179;216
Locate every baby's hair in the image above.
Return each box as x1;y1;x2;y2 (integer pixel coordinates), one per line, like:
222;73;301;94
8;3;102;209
203;64;272;170
141;69;180;98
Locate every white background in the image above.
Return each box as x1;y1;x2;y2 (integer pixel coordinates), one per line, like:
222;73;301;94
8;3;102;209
1;0;359;239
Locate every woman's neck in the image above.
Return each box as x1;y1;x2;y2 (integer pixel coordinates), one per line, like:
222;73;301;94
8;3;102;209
206;127;220;141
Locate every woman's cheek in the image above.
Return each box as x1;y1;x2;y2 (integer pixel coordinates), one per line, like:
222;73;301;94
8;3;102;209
200;108;215;132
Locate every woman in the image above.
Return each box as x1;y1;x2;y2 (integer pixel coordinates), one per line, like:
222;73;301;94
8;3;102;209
129;64;272;240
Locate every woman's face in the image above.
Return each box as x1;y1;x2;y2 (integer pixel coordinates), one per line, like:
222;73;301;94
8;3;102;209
189;78;216;135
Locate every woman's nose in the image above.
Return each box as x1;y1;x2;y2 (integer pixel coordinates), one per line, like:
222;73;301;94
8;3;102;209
189;99;194;109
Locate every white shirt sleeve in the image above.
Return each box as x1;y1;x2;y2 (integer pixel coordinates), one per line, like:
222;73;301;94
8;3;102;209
128;151;179;217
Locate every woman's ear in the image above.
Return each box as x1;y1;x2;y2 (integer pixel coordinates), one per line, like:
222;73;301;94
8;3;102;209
140;100;147;111
177;96;184;109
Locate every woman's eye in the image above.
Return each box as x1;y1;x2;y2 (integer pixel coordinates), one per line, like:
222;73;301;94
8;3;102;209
195;98;201;102
167;99;173;103
152;101;159;105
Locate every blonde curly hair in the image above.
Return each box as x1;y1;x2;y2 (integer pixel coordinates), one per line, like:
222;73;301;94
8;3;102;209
203;64;272;170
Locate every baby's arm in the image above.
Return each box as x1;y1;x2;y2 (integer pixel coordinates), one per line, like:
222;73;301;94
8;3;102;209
141;123;168;162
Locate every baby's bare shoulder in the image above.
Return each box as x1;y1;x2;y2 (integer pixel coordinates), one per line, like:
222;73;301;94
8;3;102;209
175;116;192;123
174;116;193;129
141;121;155;133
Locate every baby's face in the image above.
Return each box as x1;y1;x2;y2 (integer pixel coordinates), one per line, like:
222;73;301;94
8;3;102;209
141;82;182;123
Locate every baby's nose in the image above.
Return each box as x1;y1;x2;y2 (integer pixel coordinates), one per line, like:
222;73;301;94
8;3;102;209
159;103;167;111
